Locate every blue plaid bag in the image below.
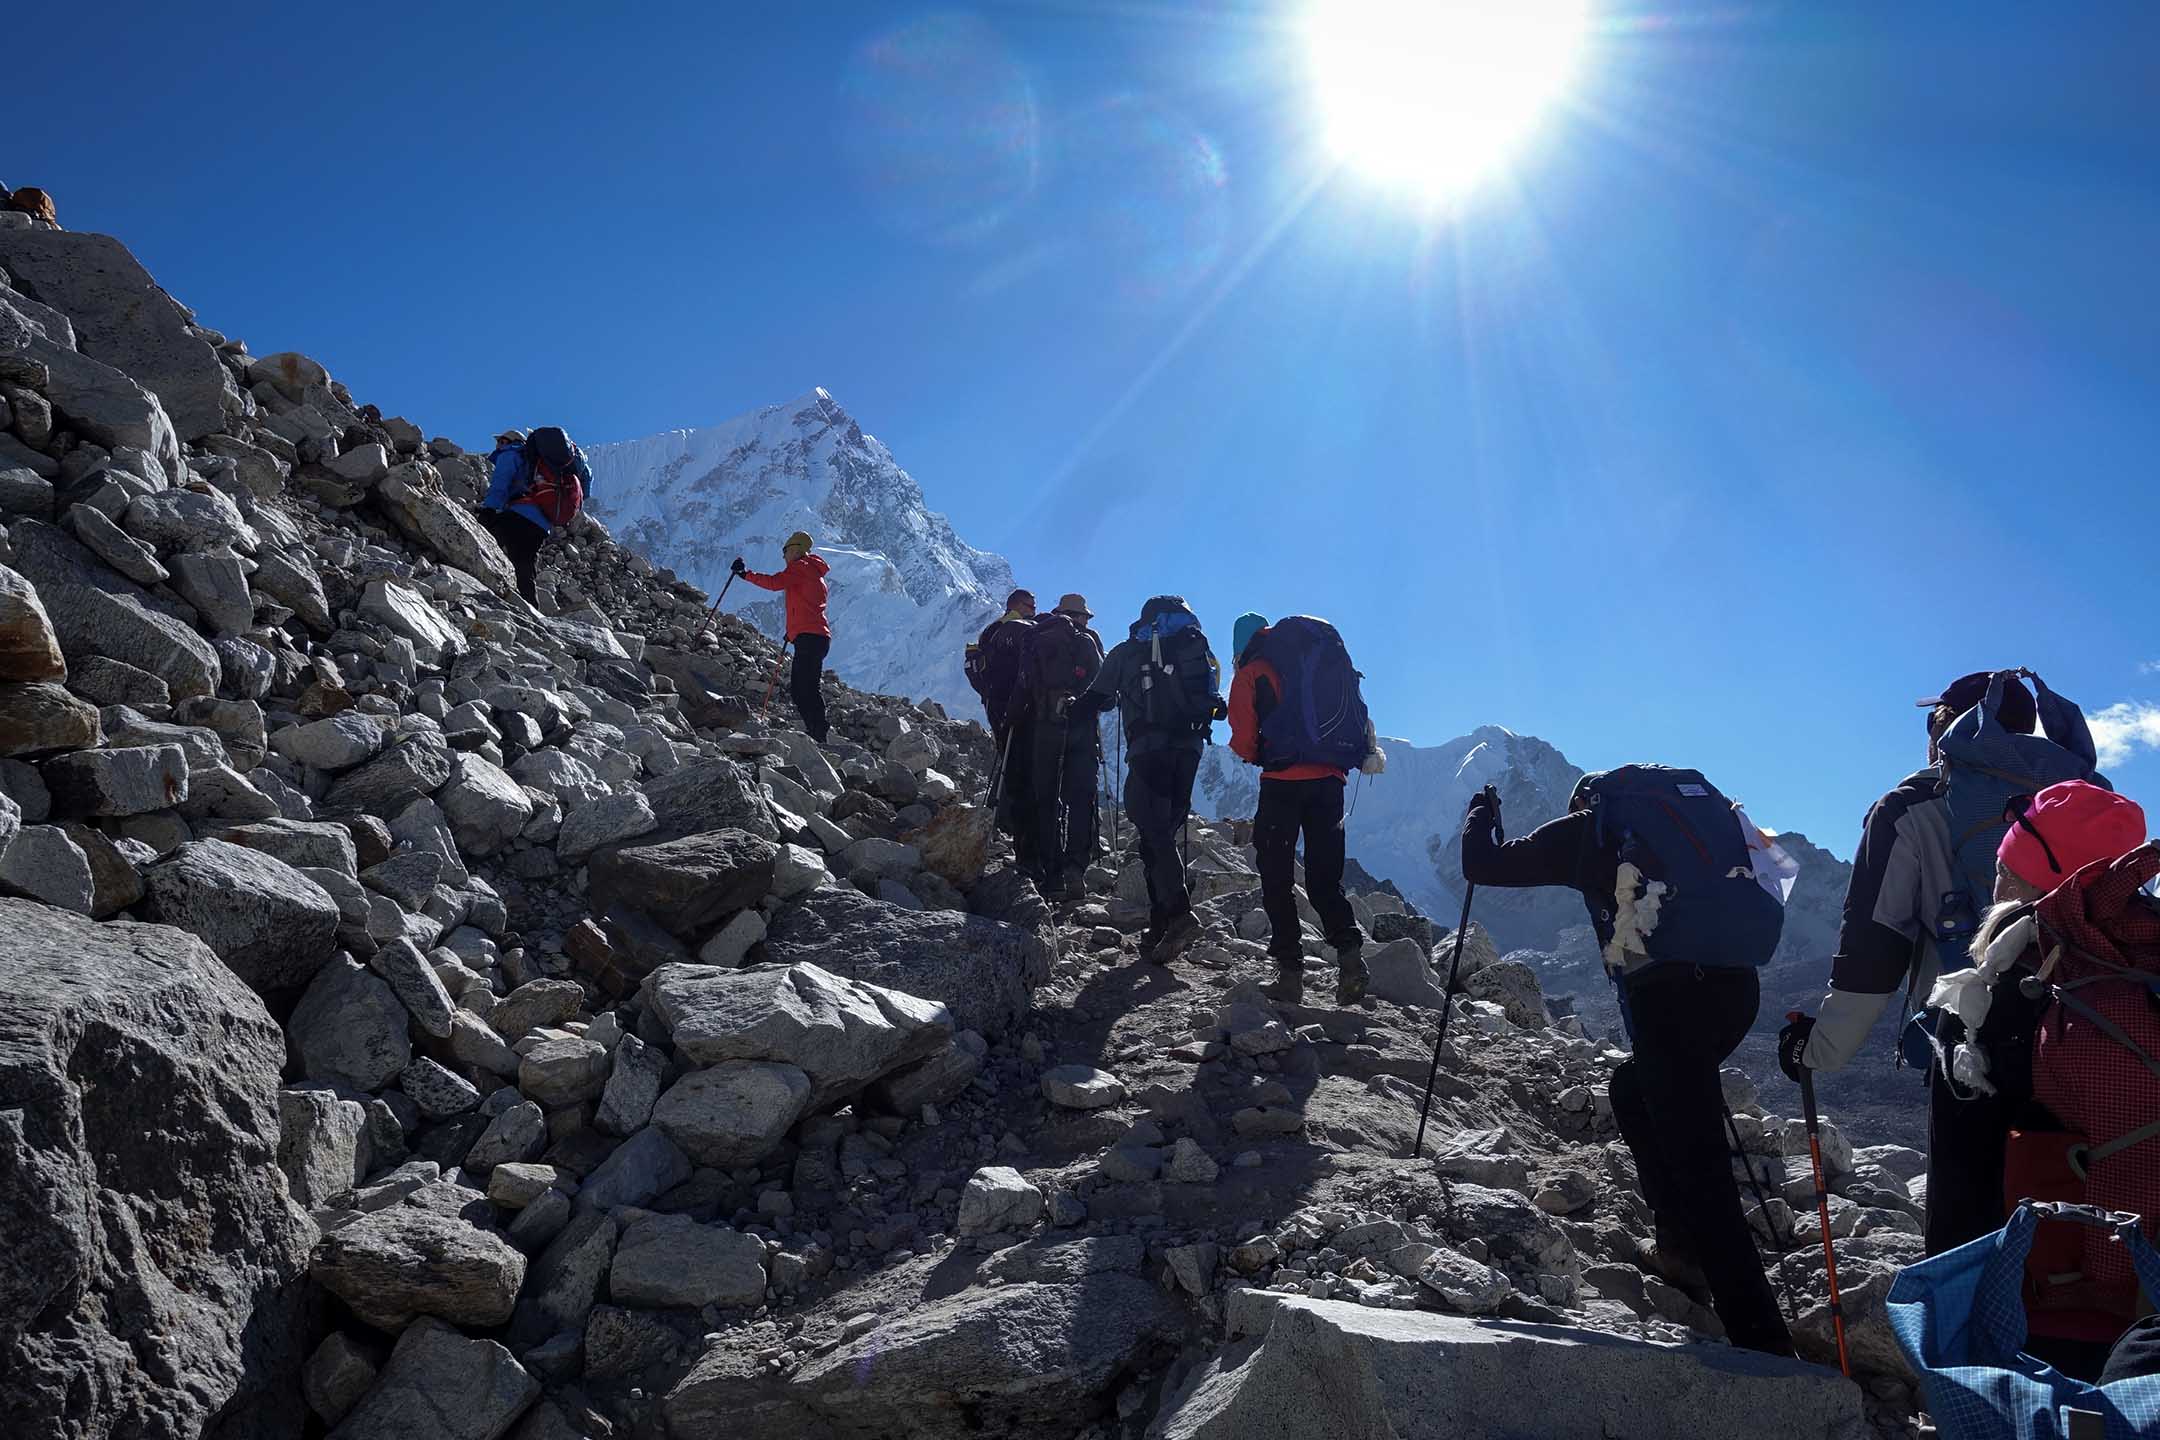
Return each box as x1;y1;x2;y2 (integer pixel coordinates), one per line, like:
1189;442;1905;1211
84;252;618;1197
1887;1202;2160;1439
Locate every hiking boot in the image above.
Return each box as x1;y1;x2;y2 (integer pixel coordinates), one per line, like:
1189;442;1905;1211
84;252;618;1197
1335;942;1369;1006
1263;951;1306;1005
1150;910;1201;965
1061;866;1086;903
1642;1223;1710;1293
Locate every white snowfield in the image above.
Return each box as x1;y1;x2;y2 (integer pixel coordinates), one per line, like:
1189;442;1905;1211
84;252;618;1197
586;388;1013;716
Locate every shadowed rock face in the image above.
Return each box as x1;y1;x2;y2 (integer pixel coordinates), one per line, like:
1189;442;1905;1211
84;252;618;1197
0;899;313;1440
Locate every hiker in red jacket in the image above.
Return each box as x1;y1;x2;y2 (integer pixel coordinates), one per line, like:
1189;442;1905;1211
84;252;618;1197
733;531;832;742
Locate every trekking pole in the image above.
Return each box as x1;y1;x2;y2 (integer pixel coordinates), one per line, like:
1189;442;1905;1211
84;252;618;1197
758;641;791;721
986;723;1015;808
697;570;738;634
1410;882;1477;1159
1791;1028;1853;1379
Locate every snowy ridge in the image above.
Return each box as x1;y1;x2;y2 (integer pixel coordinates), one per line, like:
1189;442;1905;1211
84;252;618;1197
586;389;1013;713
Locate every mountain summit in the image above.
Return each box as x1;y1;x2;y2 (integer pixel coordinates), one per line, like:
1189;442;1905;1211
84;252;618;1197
586;389;1013;713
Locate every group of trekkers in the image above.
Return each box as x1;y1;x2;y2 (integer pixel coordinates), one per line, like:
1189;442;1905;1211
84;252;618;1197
482;451;2156;1407
1464;667;2160;1404
969;594;1385;989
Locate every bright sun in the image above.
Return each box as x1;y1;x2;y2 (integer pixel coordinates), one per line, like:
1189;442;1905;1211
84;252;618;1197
1305;0;1592;202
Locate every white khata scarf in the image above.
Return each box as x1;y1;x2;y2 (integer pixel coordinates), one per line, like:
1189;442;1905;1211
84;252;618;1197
1925;913;2053;1096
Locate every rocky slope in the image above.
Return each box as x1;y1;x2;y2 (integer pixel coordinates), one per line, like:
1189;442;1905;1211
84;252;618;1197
0;212;1923;1440
584;393;1014;716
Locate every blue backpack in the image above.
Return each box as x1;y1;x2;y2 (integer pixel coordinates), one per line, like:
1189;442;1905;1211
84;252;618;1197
1581;764;1785;978
1129;598;1219;739
1252;616;1373;771
1933;671;2100;945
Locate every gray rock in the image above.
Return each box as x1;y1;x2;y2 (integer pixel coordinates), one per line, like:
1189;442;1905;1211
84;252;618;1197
576;1125;691;1211
764;886;1051;1040
652;1061;813;1168
665;1259;1182;1439
611;1212;768;1310
0;561;63;681
0;465;55;517
322;730;455;815
278;1086;371;1208
588;827;778;939
310;1204;527;1330
327;1317;537;1440
60;654;168;709
448;1010;520;1078
1152;1295;1864;1440
173;763;280;823
487;1162;566;1209
0;308;180;476
5;519;219;698
64;498;167;584
437;753;532;858
511;1210;617;1347
639;756;780;841
555;789;657;864
0;899;313;1439
359;579;462;666
1041;1064;1127;1110
507;747;608;809
488;978;583;1041
0;823;94;912
957;1165;1045;1236
400;1057;482;1120
167;549;254;635
0;226;242;441
290;956;413;1090
272;711;388;772
641;960;953;1107
38;744;185;817
465;1101;548;1172
359;849;443;908
376;461;522;601
518;1037;611;1109
302;1332;379;1428
207;817;358;876
0;680;101;759
595;1033;664;1137
121;486;258;555
142;838;339;991
865;1036;983;1115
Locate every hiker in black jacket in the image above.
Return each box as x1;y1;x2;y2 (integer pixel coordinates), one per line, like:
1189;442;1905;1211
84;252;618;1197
1027;594;1106;900
1461;781;1795;1359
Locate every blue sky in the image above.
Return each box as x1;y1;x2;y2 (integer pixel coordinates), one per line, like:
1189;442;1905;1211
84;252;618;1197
14;1;2160;851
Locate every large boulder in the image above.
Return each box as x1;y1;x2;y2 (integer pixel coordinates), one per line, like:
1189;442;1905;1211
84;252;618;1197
375;461;521;601
652;1062;813;1168
3;520;220;699
358;580;463;667
310;1203;527;1331
665;1261;1183;1438
436;754;532;858
322;730;456;815
0;681;100;758
1152;1295;1864;1440
610;1212;769;1310
0;296;179;478
639;757;779;842
327;1317;537;1440
763;886;1049;1040
0;562;64;682
588;828;776;939
289;956;412;1091
141;838;340;992
0;226;243;441
0;899;314;1440
641;961;953;1108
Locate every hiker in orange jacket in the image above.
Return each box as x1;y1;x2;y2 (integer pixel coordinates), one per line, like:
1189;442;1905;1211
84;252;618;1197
1228;611;1368;1005
733;531;832;742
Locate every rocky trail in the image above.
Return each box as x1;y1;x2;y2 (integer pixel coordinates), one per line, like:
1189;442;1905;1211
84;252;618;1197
0;212;1930;1440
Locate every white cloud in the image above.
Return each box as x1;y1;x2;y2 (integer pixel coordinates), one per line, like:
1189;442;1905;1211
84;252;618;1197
2141;661;2160;675
2087;702;2160;769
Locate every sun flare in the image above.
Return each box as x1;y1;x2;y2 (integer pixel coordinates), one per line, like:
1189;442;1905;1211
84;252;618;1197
1304;0;1592;202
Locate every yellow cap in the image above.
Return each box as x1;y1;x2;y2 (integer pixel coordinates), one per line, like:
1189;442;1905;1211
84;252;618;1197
784;530;813;555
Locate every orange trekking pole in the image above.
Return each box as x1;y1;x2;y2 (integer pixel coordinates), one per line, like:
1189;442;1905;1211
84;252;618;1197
759;641;791;721
1791;1014;1853;1379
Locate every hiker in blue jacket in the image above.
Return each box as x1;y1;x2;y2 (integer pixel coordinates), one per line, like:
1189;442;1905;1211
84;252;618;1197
479;426;593;603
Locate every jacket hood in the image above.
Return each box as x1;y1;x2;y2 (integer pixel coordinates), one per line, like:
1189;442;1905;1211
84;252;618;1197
796;554;830;578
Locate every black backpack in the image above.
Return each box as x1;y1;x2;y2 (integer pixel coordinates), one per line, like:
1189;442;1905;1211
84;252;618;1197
1128;596;1218;739
975;617;1036;729
1252;615;1373;771
1029;613;1103;700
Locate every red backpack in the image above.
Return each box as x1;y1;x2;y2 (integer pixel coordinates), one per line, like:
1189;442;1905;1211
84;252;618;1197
520;426;585;526
2004;843;2160;1342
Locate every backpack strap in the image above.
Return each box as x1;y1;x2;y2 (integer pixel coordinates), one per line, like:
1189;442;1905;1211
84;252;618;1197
2042;986;2160;1173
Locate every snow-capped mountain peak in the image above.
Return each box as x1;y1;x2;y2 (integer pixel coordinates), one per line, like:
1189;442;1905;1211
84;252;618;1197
586;391;1012;713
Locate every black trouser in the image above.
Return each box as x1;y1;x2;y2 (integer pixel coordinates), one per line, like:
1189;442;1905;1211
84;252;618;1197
1124;741;1200;930
1032;702;1099;874
477;507;547;602
1609;967;1793;1357
1925;981;2046;1257
1255;775;1356;957
993;714;1039;864
790;633;829;742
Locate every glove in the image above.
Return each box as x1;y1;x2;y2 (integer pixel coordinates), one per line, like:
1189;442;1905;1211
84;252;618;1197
1211;696;1229;721
730;556;747;576
1777;1012;1816;1083
1360;741;1387;777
